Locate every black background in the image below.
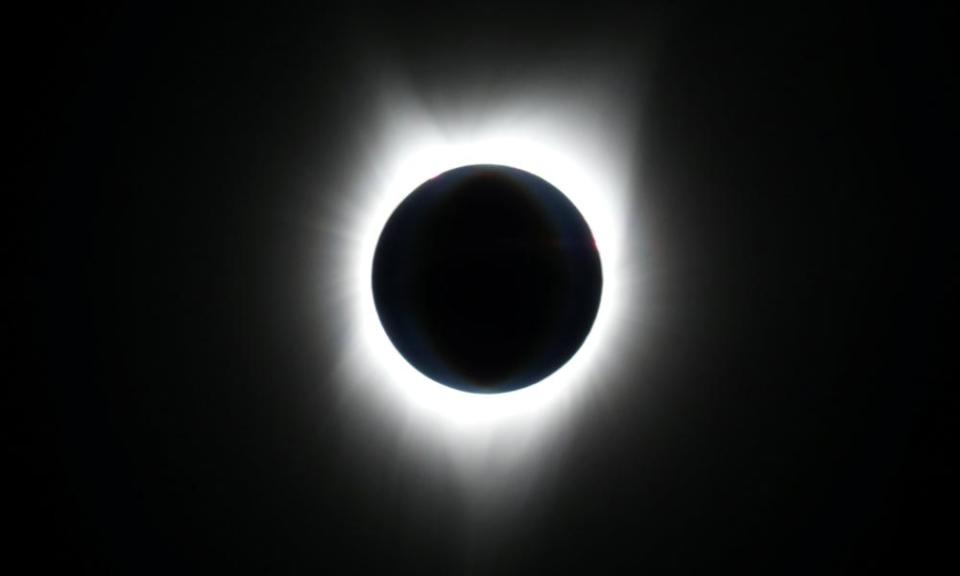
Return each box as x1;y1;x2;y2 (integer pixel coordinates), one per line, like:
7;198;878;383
37;1;952;573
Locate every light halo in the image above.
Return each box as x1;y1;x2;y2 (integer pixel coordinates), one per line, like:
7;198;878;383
317;80;644;480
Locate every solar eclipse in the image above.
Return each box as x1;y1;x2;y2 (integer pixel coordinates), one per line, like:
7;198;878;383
52;5;943;571
318;76;647;502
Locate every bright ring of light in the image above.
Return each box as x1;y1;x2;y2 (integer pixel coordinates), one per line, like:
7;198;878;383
324;84;641;453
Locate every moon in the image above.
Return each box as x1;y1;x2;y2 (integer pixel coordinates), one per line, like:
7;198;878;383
372;164;602;393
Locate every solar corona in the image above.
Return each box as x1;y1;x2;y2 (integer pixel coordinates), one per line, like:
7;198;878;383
321;80;644;475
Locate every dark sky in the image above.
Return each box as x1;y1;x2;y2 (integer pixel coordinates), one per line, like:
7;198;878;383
38;1;952;573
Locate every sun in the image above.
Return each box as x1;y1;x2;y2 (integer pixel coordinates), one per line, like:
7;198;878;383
314;80;644;478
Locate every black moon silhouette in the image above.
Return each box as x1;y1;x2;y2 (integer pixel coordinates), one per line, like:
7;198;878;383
372;164;602;393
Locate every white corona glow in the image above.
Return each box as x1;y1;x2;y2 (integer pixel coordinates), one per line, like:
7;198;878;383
318;76;643;492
